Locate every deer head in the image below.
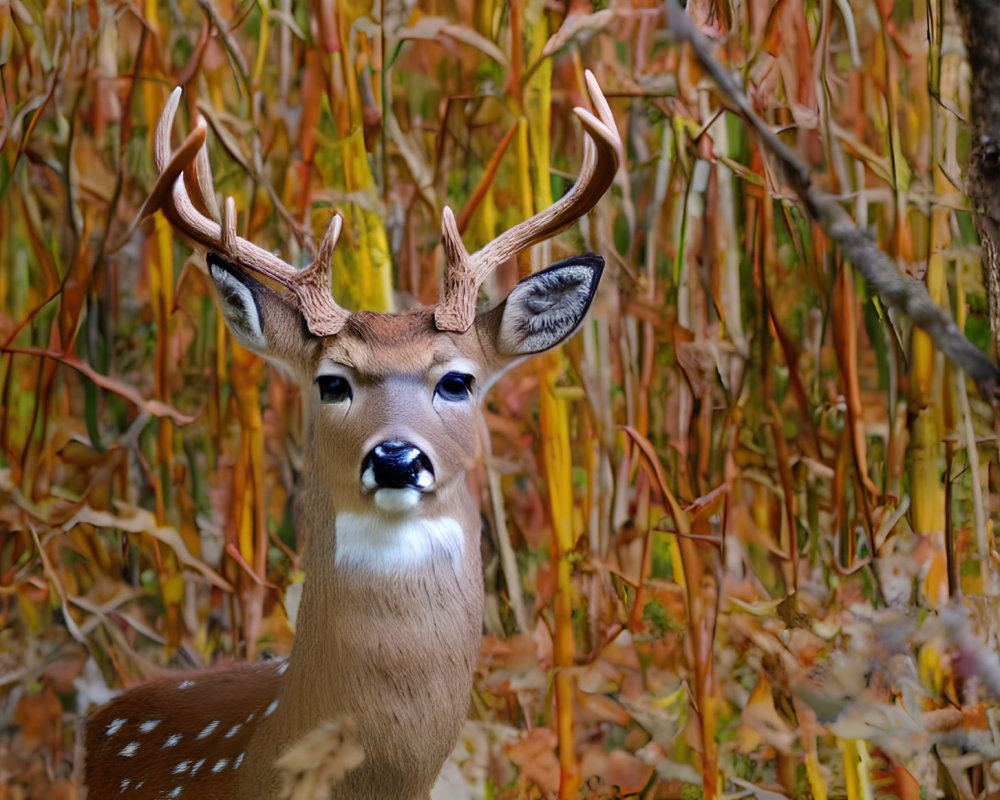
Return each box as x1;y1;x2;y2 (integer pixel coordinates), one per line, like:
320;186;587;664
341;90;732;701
151;74;620;544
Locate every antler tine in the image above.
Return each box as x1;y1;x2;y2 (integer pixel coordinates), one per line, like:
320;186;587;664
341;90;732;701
434;70;622;333
296;212;342;303
119;88;205;249
153;88;351;337
154;88;184;173
193;130;221;222
313;213;343;277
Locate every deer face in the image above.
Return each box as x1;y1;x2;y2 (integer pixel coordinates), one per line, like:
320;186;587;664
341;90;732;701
152;74;618;572
207;252;604;525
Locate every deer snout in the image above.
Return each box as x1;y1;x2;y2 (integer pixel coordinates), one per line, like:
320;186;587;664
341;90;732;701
361;440;435;512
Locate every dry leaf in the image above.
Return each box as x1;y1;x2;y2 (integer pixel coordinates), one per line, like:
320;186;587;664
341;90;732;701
506;727;560;795
275;717;365;800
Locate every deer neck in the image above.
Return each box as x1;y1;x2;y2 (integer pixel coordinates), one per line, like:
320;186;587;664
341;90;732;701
238;468;484;798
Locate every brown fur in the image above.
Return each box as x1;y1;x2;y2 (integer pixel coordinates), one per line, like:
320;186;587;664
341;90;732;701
85;662;283;797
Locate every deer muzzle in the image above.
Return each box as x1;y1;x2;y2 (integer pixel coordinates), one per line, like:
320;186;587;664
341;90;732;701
361;440;435;512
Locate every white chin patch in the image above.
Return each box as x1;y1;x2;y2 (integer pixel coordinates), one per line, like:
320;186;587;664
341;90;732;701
374;487;421;513
334;512;464;574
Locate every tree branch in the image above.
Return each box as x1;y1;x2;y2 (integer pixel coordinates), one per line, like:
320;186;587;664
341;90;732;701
662;0;1000;405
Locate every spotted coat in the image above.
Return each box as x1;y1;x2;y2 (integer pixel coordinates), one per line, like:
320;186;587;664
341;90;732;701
84;662;284;798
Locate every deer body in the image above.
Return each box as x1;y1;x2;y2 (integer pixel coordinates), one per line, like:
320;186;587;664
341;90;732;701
87;563;479;799
85;76;620;799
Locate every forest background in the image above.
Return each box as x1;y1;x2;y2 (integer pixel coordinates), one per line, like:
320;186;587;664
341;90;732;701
4;0;1000;798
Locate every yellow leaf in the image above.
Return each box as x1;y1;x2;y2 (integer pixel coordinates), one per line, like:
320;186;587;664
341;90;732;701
162;571;185;606
253;0;271;84
839;739;861;800
728;596;784;616
918;643;944;694
17;585;43;632
805;752;827;800
737;673;796;754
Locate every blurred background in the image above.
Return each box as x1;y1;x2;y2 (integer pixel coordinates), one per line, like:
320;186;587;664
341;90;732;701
2;0;998;797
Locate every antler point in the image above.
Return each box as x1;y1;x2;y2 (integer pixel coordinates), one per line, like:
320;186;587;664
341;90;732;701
317;213;343;268
221;197;237;252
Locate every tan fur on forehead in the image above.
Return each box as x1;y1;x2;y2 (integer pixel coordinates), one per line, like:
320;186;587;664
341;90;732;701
342;307;436;343
324;307;476;375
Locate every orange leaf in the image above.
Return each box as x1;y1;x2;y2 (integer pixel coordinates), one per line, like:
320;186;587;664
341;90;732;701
15;685;63;751
506;727;560;795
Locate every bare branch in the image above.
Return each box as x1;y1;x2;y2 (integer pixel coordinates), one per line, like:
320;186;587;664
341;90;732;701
661;0;1000;405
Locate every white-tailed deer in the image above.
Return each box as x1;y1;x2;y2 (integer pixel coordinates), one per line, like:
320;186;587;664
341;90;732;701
84;73;620;799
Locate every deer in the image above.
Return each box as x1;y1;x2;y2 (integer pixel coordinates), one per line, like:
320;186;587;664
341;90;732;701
83;72;621;800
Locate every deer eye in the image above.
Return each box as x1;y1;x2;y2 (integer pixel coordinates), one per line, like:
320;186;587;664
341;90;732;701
317;374;352;404
435;372;474;402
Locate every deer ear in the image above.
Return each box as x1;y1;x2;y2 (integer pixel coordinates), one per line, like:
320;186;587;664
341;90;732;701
207;252;311;364
487;254;604;357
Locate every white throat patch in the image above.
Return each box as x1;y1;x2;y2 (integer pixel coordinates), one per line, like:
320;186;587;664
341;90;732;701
334;513;464;574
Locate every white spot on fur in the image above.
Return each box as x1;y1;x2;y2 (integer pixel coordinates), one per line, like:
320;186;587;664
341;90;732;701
334;513;464;574
196;720;219;739
277;661;289;676
212;758;229;772
163;733;182;748
173;760;190;774
118;741;139;757
374;487;421;512
119;778;130;792
190;758;205;775
245;712;255;724
106;717;126;737
138;719;161;733
234;752;245;769
263;699;278;718
178;680;195;690
224;722;241;738
167;787;182;798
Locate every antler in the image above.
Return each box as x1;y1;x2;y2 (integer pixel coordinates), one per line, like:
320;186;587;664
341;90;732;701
434;70;623;333
152;88;350;337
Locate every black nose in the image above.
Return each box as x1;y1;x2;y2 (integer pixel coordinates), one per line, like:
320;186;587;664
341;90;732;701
361;440;435;491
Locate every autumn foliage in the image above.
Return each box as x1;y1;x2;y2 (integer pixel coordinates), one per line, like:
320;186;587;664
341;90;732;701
3;0;999;798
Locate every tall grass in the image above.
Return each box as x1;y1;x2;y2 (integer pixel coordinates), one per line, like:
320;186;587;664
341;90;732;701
1;1;995;797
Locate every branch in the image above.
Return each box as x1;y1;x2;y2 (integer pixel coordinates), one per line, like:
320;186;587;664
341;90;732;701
661;0;1000;405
